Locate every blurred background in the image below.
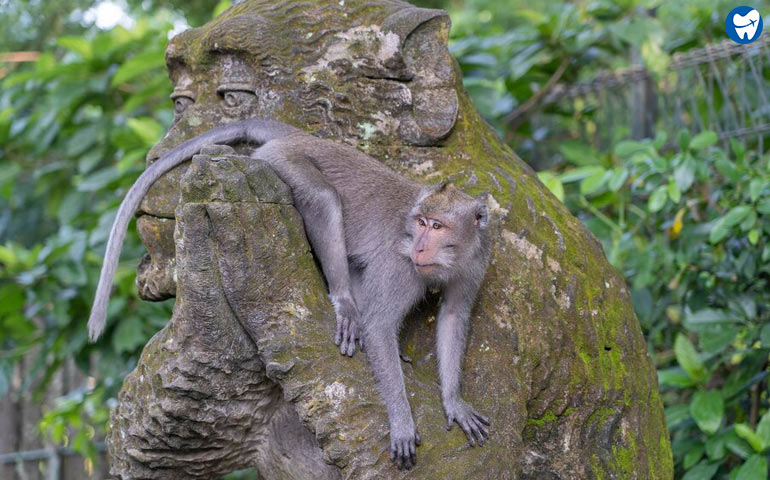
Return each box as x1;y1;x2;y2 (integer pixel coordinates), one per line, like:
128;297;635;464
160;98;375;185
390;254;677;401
1;0;770;478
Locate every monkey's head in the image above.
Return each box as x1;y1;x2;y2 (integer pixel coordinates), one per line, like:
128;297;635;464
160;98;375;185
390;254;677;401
406;183;489;282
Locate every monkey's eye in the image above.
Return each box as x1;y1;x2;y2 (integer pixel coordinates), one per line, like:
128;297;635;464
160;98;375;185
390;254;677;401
170;94;194;120
418;218;426;227
432;223;442;230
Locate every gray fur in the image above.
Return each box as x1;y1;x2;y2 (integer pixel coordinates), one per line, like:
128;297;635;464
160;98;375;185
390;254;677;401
87;119;491;469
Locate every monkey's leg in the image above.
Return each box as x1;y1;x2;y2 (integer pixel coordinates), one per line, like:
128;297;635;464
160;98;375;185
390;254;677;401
436;282;490;446
253;143;359;356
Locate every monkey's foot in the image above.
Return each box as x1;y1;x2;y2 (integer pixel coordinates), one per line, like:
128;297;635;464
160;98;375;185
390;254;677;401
331;294;361;356
444;399;490;447
389;422;421;470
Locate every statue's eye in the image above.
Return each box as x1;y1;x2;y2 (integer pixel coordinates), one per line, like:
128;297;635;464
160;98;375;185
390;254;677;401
217;84;257;109
171;94;194;119
222;90;254;107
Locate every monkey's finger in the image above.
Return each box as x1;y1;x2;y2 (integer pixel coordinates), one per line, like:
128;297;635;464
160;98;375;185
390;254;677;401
473;417;489;439
461;422;476;447
390;443;396;461
471;423;486;446
469;420;486;446
345;338;355;357
415;430;422;445
474;412;491;426
334;323;342;345
445;417;454;431
402;442;414;469
396;444;405;469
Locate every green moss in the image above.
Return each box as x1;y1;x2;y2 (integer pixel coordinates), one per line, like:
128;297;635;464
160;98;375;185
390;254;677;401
612;434;637;477
527;410;557;427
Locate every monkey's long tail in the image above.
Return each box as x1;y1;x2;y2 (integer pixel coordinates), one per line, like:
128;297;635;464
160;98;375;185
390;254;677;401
87;118;301;341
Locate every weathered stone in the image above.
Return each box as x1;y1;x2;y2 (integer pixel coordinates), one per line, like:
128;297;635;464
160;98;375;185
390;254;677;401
109;0;673;478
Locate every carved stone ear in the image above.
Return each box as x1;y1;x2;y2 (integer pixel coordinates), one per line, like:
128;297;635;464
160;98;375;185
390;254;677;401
475;204;489;229
383;8;450;47
385;8;458;147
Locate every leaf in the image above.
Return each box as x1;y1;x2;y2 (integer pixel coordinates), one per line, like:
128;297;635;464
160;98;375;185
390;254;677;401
537;172;564;202
699;326;739;355
658;368;697;388
690;391;723;435
674;156;696;192
127;117;164;146
607;167;629;192
559;141;600;166
648;185;668;212
112;315;146;354
681;460;719;480
749;179;764;202
735;454;768;480
758;199;770;215
77;168;122;192
559;166;604;183
668;179;681;204
757;411;770;451
213;1;232;18
674;335;704;382
690;131;718;150
57;36;92;58
760;324;770;347
710;206;752;243
715;157;742;182
735;424;764;452
580;168;609;195
665;404;691;428
614;140;650;158
111;49;165;86
684;309;736;327
740;211;757;232
683;444;704;470
0;283;25;315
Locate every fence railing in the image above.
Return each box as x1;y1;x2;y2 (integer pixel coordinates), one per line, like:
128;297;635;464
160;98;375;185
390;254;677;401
521;34;770;168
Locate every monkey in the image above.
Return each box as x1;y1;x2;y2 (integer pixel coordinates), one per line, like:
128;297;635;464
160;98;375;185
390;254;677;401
87;118;491;469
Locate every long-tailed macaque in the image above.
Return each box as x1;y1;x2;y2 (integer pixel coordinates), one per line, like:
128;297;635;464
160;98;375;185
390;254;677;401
87;119;491;469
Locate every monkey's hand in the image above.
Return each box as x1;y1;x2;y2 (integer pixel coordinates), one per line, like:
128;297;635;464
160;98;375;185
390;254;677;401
444;398;490;447
389;417;421;470
331;294;361;357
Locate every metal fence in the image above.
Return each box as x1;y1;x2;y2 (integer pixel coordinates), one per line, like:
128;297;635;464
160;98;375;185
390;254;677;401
521;34;770;168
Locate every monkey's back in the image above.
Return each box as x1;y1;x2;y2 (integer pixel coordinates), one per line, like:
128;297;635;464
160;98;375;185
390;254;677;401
279;133;422;258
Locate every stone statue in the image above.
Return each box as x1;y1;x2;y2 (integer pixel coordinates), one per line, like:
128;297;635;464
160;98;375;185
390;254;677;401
107;0;673;478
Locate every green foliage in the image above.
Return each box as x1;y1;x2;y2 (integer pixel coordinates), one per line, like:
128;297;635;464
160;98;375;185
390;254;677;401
541;129;770;478
0;14;176;461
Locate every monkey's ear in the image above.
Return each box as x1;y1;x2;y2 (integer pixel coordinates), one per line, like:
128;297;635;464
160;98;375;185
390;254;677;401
474;204;489;229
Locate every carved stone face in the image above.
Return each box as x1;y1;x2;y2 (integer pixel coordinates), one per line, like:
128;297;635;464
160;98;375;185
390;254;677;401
135;0;461;301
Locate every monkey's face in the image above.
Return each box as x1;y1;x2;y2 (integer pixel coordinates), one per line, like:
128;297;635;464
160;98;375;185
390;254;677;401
408;186;489;281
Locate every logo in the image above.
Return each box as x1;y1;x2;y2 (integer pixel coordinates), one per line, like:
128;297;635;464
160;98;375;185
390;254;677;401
726;6;763;44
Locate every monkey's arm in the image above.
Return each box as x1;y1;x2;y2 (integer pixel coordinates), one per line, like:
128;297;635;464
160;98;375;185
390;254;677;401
436;279;490;446
87;119;301;341
358;263;424;470
251;140;360;356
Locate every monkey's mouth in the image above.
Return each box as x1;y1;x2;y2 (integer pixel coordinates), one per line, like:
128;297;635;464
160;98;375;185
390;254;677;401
414;263;437;274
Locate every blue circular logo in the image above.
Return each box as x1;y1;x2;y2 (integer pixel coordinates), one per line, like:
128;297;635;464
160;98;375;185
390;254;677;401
726;6;763;44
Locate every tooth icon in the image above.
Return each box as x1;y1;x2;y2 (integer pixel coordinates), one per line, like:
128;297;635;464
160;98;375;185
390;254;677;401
734;9;761;40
